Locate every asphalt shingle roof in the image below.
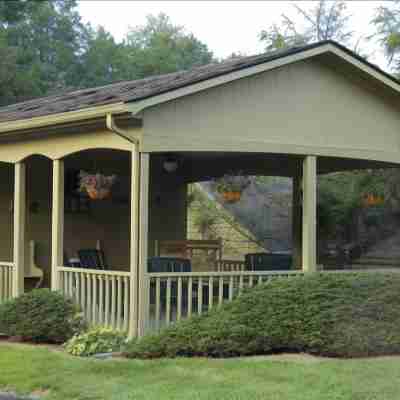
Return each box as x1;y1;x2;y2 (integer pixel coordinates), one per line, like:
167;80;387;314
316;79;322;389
0;41;397;124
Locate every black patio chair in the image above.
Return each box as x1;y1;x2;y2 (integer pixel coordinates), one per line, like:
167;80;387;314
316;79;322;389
78;249;107;270
245;252;292;271
147;257;191;273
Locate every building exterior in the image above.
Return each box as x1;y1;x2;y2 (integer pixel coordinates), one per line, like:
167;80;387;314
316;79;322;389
0;41;399;337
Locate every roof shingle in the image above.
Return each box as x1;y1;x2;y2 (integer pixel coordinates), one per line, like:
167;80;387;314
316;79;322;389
0;41;396;124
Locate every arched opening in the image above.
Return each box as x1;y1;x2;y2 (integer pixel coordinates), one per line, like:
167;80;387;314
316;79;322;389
0;161;14;265
63;148;131;270
24;154;52;289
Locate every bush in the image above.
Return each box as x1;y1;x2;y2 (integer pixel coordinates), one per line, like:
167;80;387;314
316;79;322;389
126;273;400;359
65;327;127;357
0;289;85;343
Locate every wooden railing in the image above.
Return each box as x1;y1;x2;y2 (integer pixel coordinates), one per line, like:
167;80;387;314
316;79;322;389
0;262;13;303
57;267;131;332
146;270;303;331
216;259;245;272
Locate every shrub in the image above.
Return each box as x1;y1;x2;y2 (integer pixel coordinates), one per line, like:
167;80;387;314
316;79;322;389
126;272;400;359
65;327;127;357
0;289;85;343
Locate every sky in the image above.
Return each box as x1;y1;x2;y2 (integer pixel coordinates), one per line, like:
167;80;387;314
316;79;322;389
78;1;389;69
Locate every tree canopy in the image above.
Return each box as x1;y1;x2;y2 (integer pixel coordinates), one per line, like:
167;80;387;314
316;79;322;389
0;3;213;106
372;1;400;72
259;0;354;52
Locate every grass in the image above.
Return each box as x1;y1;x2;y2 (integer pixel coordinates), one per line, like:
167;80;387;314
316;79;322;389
2;344;400;399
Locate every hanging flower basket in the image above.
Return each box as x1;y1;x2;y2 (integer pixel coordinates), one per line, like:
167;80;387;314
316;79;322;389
213;171;252;204
222;191;242;203
79;171;117;200
361;193;384;207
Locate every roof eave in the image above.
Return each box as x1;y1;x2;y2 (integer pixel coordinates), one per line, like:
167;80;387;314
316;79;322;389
0;102;128;135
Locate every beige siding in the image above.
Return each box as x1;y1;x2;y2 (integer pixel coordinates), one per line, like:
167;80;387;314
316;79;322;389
142;59;400;164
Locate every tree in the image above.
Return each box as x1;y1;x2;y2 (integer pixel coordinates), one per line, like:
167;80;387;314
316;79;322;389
260;0;354;52
125;13;213;78
0;0;87;105
74;26;133;88
372;1;400;70
0;6;214;105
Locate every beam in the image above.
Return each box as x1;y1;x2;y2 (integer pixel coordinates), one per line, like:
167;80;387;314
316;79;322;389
51;159;64;290
13;162;26;297
137;153;150;337
302;156;317;272
128;143;140;338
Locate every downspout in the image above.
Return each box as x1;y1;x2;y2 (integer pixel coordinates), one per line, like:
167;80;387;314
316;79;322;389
106;113;139;145
106;112;141;338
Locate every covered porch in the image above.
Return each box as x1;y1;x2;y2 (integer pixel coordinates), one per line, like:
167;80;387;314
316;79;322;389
0;140;397;337
1;41;400;338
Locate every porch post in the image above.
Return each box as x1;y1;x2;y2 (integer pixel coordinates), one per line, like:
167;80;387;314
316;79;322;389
292;171;302;269
13;162;26;297
137;153;150;337
128;143;140;338
302;156;317;272
51;159;64;291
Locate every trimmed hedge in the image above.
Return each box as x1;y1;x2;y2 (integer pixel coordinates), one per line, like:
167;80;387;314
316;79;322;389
126;272;400;358
0;289;85;343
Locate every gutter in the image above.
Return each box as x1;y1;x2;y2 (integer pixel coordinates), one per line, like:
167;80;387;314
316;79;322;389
0;102;128;135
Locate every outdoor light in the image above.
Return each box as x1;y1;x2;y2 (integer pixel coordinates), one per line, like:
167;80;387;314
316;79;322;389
163;155;179;173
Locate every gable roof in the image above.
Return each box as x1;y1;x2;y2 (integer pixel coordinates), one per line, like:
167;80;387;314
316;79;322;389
0;40;398;129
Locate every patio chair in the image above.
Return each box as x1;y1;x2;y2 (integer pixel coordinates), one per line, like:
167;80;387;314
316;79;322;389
78;249;107;270
148;257;191;273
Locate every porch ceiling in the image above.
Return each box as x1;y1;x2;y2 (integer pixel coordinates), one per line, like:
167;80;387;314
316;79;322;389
157;152;399;182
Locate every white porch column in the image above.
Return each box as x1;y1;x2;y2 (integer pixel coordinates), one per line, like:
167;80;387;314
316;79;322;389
292;172;302;269
302;156;317;272
137;153;150;337
13;162;26;297
51;159;64;291
128;144;140;339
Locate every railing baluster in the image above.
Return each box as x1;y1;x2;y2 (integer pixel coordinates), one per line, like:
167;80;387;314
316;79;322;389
166;277;171;326
229;275;234;301
208;276;213;310
80;273;86;317
249;275;254;288
117;277;122;330
155;277;161;330
111;276;116;329
218;276;223;307
198;277;203;315
99;276;104;326
123;276;129;332
86;273;92;324
177;276;182;321
92;275;97;325
75;272;80;306
239;274;244;292
105;276;110;327
0;267;4;302
188;277;193;317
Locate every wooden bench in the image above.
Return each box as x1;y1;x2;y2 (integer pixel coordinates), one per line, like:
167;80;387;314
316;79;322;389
154;239;223;270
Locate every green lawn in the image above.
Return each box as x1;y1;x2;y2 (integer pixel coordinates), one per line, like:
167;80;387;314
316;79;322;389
1;344;400;400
